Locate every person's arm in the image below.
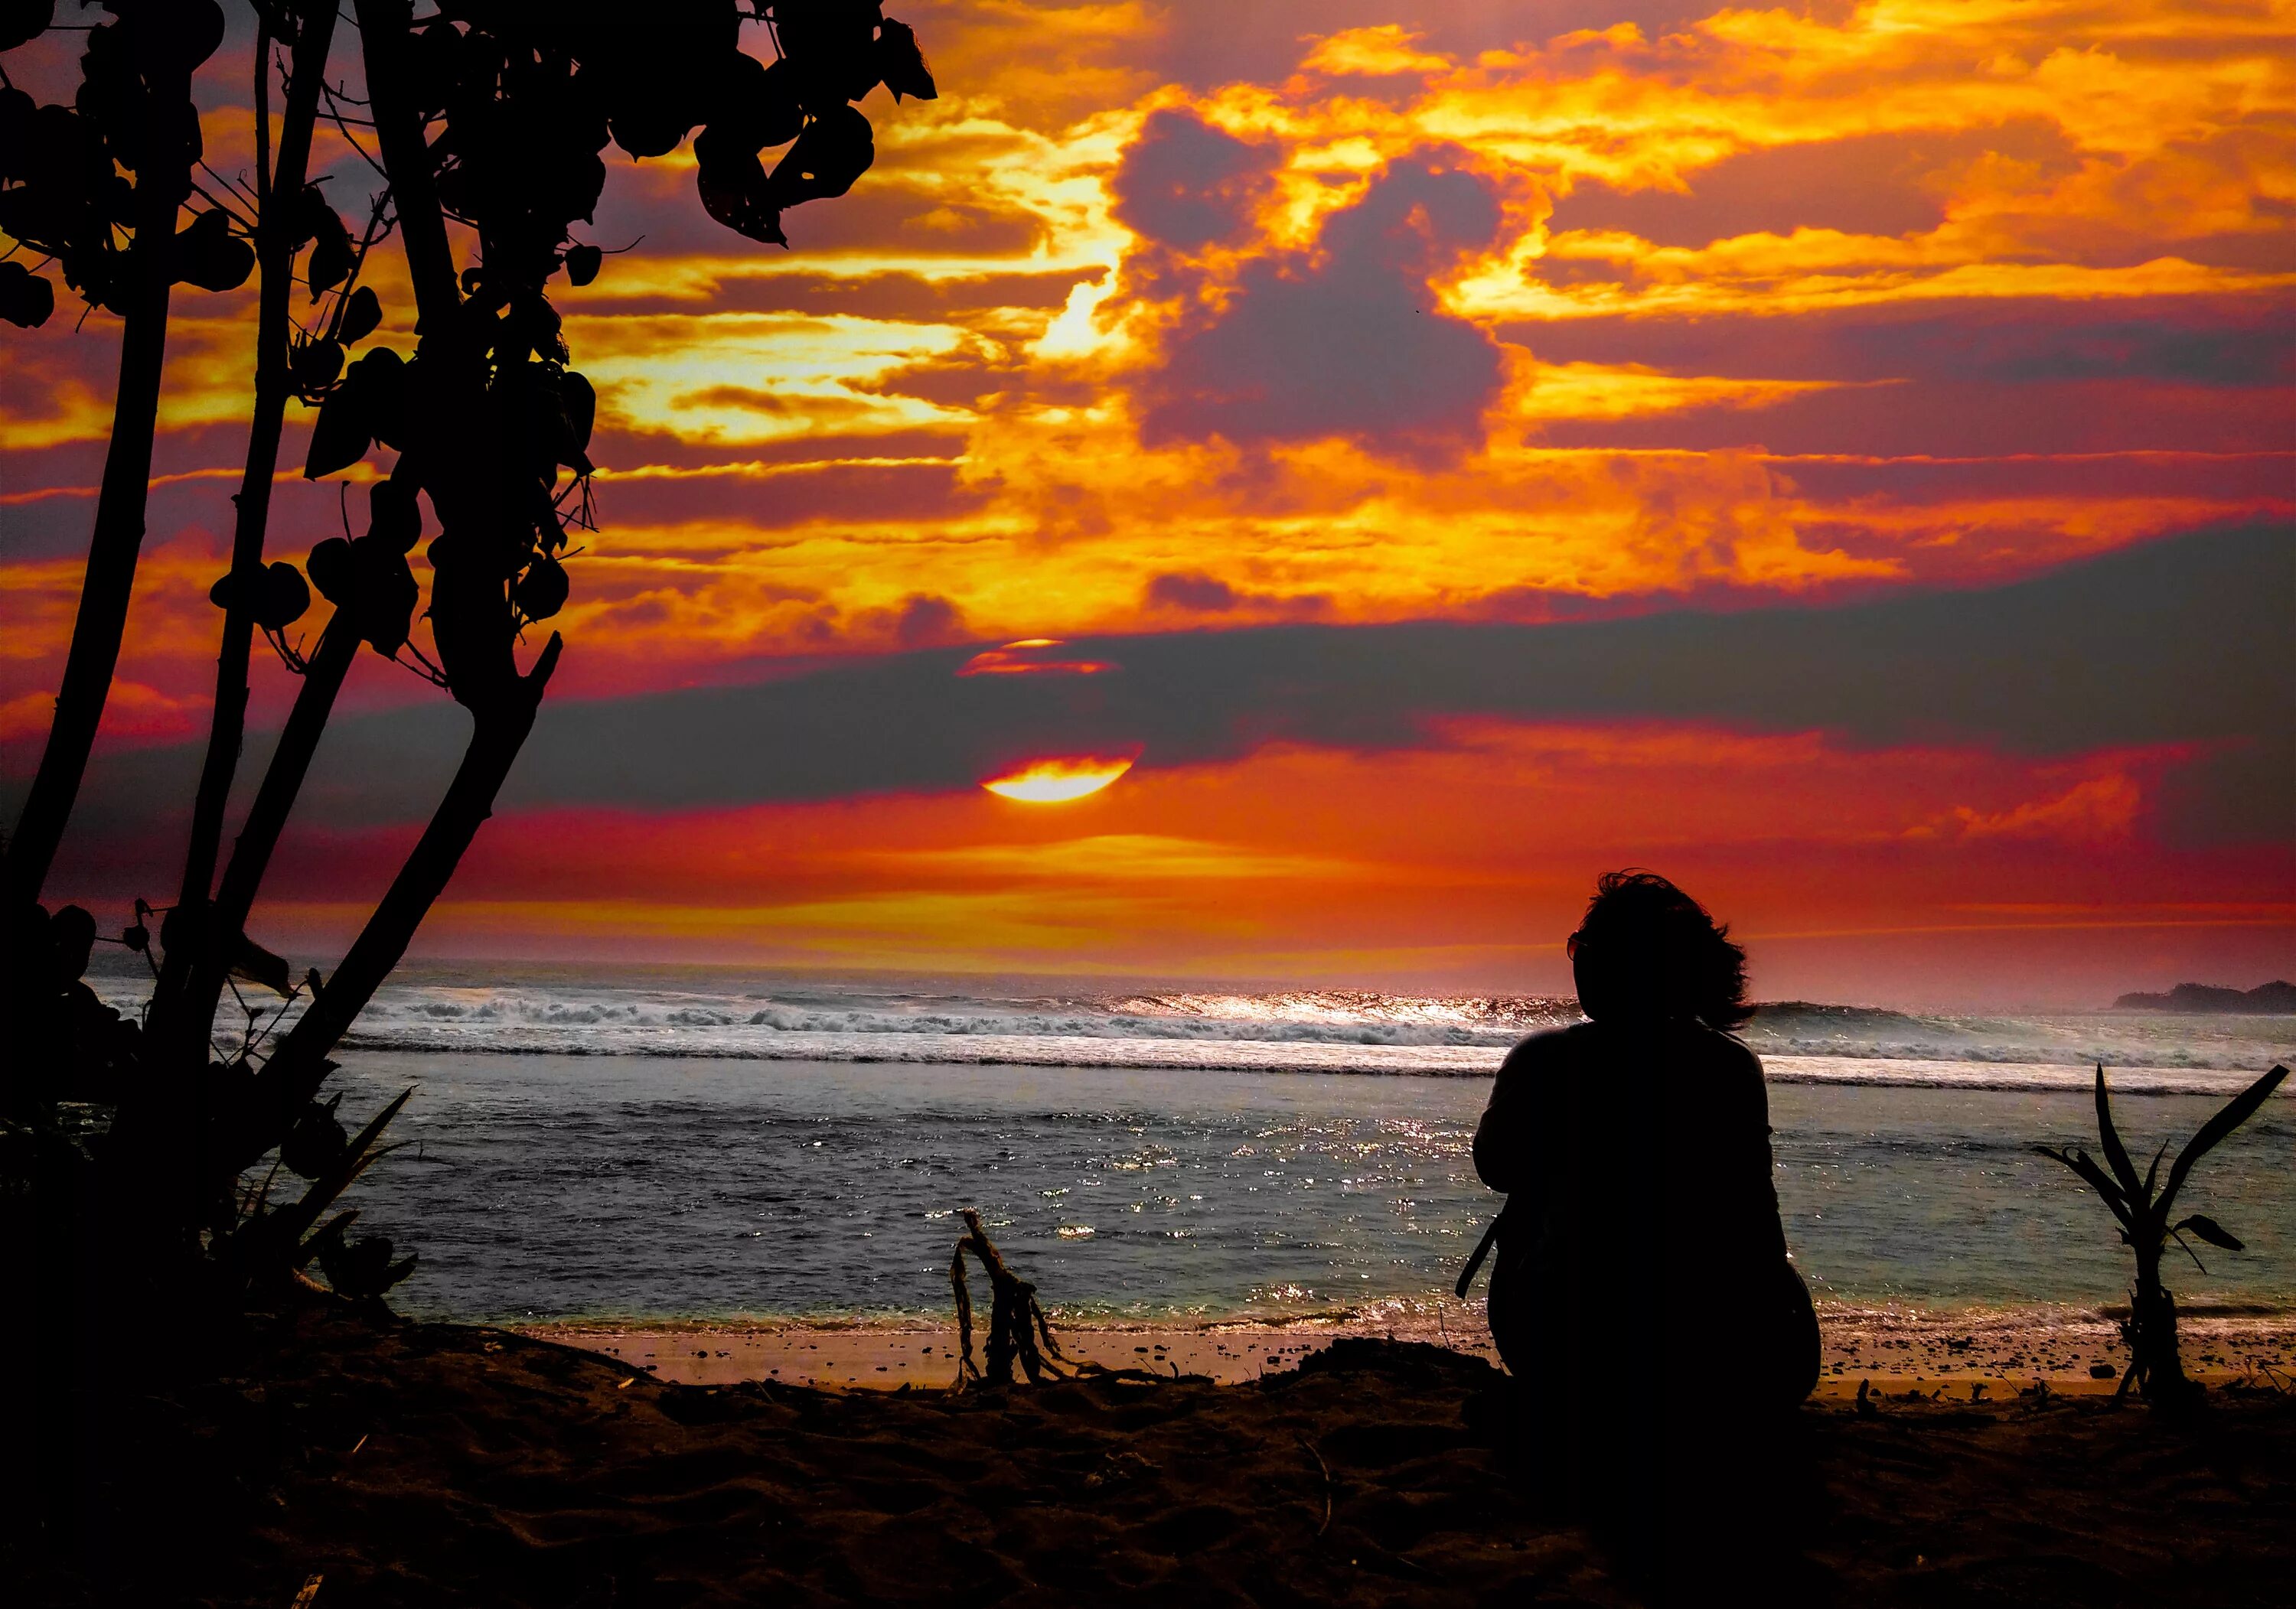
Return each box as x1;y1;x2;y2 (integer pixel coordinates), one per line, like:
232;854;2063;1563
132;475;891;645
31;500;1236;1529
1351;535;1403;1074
1733;1041;1792;1260
1473;1037;1545;1193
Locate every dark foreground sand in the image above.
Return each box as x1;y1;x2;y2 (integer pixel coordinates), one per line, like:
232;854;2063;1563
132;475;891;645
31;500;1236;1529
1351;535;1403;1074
11;1299;2292;1607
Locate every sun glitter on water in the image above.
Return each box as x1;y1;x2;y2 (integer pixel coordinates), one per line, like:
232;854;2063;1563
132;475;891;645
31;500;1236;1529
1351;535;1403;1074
980;754;1136;803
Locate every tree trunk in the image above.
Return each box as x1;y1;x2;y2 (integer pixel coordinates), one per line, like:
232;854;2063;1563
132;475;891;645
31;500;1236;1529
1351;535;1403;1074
2128;1245;2191;1402
152;2;342;1057
247;635;560;1136
354;0;520;715
2;70;196;906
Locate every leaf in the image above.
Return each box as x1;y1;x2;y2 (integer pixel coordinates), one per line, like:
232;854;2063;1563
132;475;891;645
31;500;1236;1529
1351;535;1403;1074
173;208;254;292
0;259;54;328
338;285;382;344
2177;1214;2245;1252
560;371;596;454
563;243;602;287
360;547;419;658
0;1;55;56
876;19;938;103
369;477;422;552
514;554;569;622
256;561;311;630
302;383;370;479
305;205;354;300
769;104;874;207
305;536;354;604
357;348;410;450
2033;1144;2135;1232
230;932;294;997
2161;1064;2288;1215
263;1088;413;1258
2093;1065;2144;1204
290;335;344;392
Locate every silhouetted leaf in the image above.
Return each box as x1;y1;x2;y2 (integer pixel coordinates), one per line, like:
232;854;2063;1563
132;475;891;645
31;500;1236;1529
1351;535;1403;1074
2177;1214;2244;1252
608;86;693;159
0;0;54;55
2162;1065;2288;1213
770;104;873;207
302;384;370;479
256;560;311;630
514;554;569;621
563;243;602;287
876;18;937;102
302;387;370;479
2093;1066;2144;1203
561;370;595;453
777;0;885;105
305;204;353;299
119;0;225;73
369;477;421;552
338;284;382;344
0;259;54;327
352;347;409;450
703;49;803;150
290;335;343;391
230;931;293;996
305;536;354;603
173;207;254;292
361;545;419;656
2033;1144;2134;1231
281;1098;347;1181
0;85;36;181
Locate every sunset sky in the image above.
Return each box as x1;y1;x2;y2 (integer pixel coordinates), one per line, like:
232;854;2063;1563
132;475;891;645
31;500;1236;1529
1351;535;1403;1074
4;0;2291;1007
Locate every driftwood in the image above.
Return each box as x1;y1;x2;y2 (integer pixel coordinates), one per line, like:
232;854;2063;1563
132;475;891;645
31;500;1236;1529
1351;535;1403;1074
947;1210;1162;1392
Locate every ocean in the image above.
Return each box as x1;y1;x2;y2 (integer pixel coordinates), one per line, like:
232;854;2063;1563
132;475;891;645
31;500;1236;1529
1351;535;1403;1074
139;962;2294;1331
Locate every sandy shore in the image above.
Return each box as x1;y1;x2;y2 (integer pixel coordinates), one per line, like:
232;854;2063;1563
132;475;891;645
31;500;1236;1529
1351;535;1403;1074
21;1298;2292;1607
519;1301;2296;1396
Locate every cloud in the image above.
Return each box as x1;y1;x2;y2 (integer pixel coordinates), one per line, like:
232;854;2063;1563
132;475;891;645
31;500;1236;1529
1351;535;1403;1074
1110;109;1280;250
1138;155;1508;459
28;524;2287;861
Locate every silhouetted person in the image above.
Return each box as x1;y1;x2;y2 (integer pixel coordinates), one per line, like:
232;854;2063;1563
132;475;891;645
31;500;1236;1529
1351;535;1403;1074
1471;871;1820;1593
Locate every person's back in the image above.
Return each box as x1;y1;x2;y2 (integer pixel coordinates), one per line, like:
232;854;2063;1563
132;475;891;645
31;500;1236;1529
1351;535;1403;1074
1468;871;1819;1588
1476;1017;1812;1399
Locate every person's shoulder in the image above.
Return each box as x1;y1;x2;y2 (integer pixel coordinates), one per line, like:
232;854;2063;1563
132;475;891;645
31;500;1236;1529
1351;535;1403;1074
1691;1024;1766;1080
1502;1020;1597;1070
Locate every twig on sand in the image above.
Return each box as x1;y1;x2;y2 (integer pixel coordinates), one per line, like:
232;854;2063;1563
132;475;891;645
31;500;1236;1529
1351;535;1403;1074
289;1575;324;1608
947;1209;1160;1392
1298;1435;1333;1537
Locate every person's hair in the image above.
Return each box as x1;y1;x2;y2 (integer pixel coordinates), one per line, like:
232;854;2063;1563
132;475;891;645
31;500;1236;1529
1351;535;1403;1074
1566;870;1753;1030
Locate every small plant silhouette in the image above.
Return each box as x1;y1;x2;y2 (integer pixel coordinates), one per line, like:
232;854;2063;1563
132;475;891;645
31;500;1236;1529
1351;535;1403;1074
2035;1062;2286;1403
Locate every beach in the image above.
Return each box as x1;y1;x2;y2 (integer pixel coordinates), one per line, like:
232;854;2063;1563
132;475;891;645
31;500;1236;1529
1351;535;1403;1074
527;1304;2296;1394
18;1295;2292;1607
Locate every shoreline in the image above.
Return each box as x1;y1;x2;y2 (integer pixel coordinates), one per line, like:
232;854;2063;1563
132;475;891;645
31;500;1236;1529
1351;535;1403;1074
514;1301;2296;1394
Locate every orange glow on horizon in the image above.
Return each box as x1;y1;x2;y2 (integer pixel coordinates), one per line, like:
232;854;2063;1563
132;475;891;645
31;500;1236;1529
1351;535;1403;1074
980;754;1138;802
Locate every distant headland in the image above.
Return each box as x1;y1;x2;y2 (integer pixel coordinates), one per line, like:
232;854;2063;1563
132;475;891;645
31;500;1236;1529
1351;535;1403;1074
2112;981;2296;1014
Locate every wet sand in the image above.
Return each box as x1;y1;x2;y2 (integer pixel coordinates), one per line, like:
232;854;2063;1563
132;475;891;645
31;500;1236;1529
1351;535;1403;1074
521;1302;2296;1396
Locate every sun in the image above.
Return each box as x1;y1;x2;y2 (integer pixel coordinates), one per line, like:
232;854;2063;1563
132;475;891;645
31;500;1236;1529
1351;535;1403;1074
980;754;1137;803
